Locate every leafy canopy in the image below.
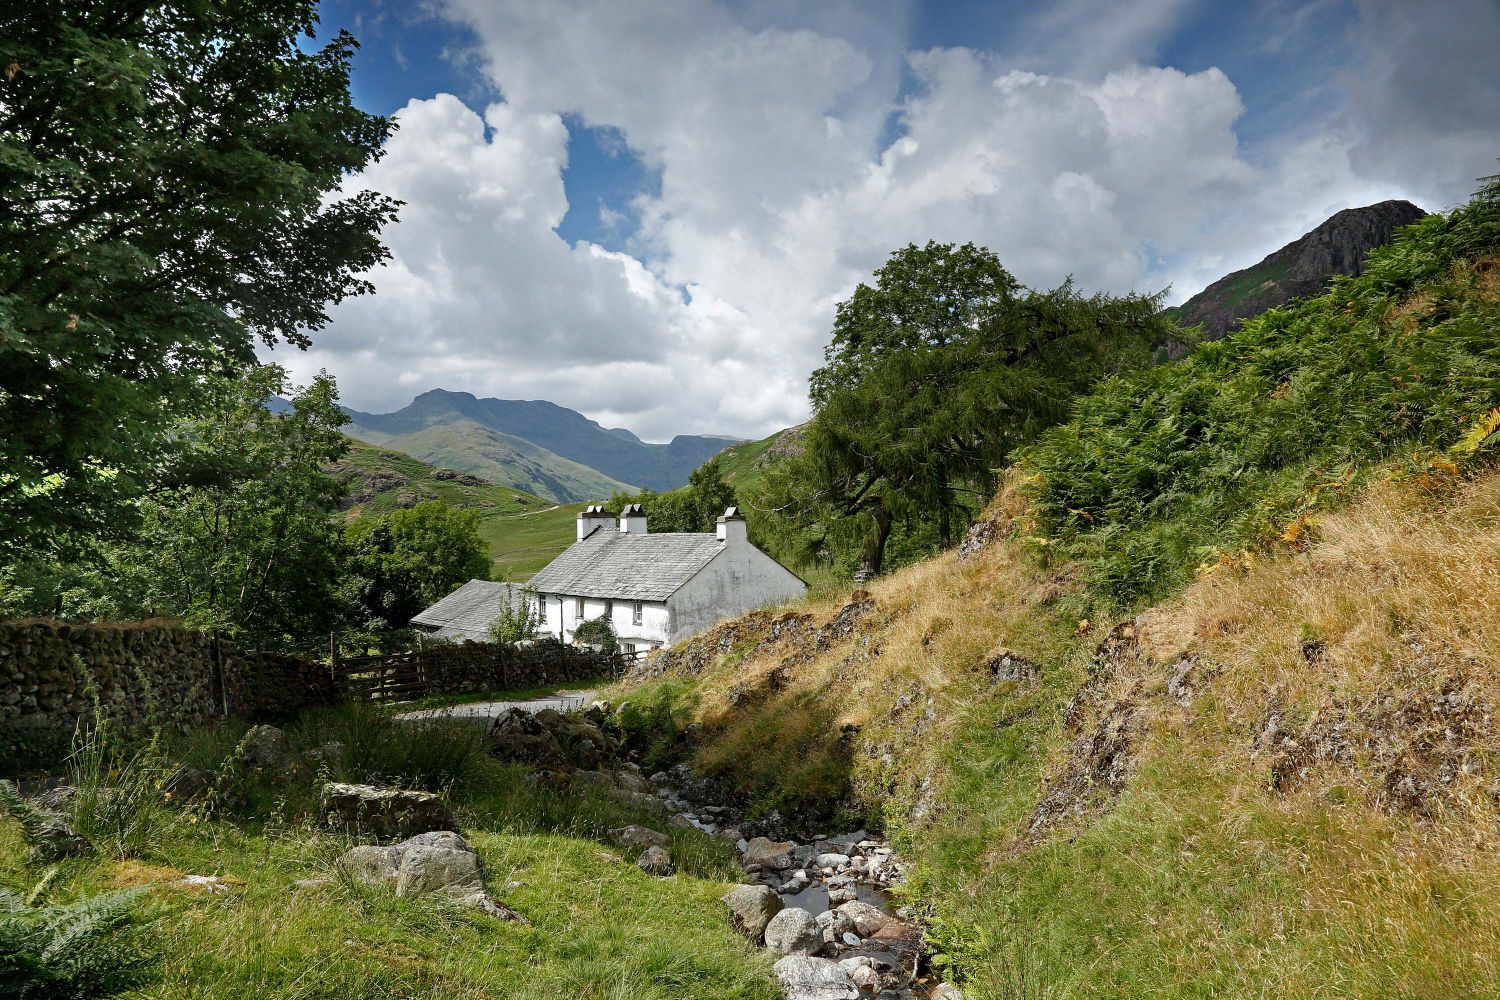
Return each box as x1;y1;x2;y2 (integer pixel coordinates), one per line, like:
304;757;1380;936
0;1;398;558
608;456;737;533
346;501;491;635
756;241;1171;576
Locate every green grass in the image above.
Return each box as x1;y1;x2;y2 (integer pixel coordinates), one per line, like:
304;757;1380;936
479;502;587;581
0;708;780;1000
712;431;785;488
402;677;608;712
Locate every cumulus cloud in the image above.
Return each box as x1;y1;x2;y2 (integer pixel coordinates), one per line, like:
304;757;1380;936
270;0;1500;440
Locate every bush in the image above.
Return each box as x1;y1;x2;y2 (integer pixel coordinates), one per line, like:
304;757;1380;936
312;701;489;795
570;615;618;654
0;883;157;999
1021;175;1500;601
65;719;173;862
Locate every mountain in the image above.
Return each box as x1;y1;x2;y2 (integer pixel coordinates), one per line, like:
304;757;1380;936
1169;199;1427;338
341;389;739;500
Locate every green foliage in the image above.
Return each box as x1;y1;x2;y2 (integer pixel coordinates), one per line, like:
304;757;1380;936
571;615;619;654
346;501;490;636
335;440;544;517
65;714;172;863
0;1;397;560
488;587;542;644
756;241;1170;576
307;702;489;795
95;366;351;652
0;883;156;999
608;457;738;532
1021;174;1500;601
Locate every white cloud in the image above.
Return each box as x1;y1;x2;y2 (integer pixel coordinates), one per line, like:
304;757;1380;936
273;0;1500;440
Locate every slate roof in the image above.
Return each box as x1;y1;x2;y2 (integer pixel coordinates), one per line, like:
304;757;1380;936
410;579;523;642
527;529;725;602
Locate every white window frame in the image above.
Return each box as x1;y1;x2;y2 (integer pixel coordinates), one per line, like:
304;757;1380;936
632;601;643;626
574;597;584;621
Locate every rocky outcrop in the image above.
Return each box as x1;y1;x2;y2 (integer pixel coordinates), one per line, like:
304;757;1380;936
772;955;859;1000
1171;200;1427;338
764;907;822;955
338;830;522;921
320;783;457;840
722;884;784;942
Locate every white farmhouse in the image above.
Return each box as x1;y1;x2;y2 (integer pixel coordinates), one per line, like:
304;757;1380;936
525;504;806;654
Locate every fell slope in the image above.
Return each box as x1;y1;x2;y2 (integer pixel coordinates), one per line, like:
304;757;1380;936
331;439;547;516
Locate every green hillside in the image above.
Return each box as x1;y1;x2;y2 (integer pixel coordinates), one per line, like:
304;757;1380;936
480;502;586;581
345;418;634;504
332;439;547;517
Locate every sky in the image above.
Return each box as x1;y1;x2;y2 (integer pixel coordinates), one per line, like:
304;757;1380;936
264;0;1500;442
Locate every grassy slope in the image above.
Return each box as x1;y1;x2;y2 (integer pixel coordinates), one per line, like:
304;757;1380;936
481;502;586;582
335;439;546;518
615;466;1500;997
0;710;778;1000
609;196;1500;996
711;430;785;487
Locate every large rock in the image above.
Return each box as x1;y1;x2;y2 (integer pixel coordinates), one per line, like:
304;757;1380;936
240;724;301;778
743;836;796;871
28;814;91;863
321;783;456;839
611;825;669;853
835;900;888;938
772;955;859;1000
764;907;822;956
815;908;855;944
636;846;673;876
395;846;485;897
722;883;784;941
487;708;565;765
337;830;522;921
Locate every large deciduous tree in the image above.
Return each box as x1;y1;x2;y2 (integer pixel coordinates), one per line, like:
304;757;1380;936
756;241;1174;576
0;2;399;558
345;503;490;638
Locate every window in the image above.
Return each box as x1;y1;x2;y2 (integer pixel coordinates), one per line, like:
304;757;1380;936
621;642;635;655
574;597;584;621
632;601;643;626
605;599;614;620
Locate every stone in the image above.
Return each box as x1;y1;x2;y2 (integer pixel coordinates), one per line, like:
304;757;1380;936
827;884;859;906
611;824;670;853
395;845;485;898
32;785;76;812
815;852;851;869
320;783;456;839
28;814;91;862
240;724;296;773
743;835;796;871
836;900;888;938
932;985;966;1000
669;812;698;830
339;844;405;884
846;965;880;993
636;846;673;876
764;907;822;955
772;954;859;1000
816;908;855;943
607;788;669;816
722;883;784;941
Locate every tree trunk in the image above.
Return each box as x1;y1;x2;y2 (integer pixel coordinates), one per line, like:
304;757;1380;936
862;502;894;577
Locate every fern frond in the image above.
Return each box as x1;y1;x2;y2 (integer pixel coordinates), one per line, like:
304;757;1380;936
1452;406;1500;459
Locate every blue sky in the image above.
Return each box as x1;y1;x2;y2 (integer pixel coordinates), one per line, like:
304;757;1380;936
282;0;1500;439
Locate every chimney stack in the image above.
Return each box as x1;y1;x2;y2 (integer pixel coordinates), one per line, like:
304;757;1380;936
576;504;614;541
716;506;746;546
619;502;648;535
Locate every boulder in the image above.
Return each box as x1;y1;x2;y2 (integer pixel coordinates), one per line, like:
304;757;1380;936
815;852;851;870
611;824;669;853
835;900;888;938
607;788;668;816
395;846;485;898
636;846;673;876
743;836;796;871
339;844;405;884
32;785;76;812
320;783;456;839
28;814;91;863
162;766;210;801
771;955;859;1000
240;725;299;776
487;708;565;765
763;907;822;955
815;908;855;944
722;883;783;941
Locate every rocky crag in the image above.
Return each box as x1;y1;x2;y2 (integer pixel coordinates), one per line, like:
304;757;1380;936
1169;199;1427;338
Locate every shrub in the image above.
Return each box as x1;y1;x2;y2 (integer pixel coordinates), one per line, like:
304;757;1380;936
65;719;173;862
1021;175;1500;601
489;586;542;644
0;883;157;999
570;615;618;654
315;701;489;795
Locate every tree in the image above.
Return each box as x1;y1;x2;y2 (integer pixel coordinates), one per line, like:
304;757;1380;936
115;365;352;652
756;241;1172;576
570;615;618;654
0;2;399;560
488;586;541;644
608;456;737;532
346;503;490;635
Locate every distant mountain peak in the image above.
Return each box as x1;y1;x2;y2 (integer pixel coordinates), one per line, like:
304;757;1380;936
1172;199;1427;338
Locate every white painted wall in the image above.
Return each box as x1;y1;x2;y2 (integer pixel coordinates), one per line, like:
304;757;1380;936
532;592;670;648
666;539;806;642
